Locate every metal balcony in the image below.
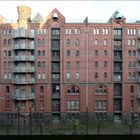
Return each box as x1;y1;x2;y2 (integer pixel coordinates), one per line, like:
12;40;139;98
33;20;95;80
114;67;122;72
52;92;60;99
13;56;35;61
13;78;35;84
114;35;122;40
52;78;60;83
51;34;60;39
13;67;35;73
114;57;122;62
52;56;60;61
114;46;122;51
13;30;35;39
13;95;35;100
52;107;60;112
13;44;35;50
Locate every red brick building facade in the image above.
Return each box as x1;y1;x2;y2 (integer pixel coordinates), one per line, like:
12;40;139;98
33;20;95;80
0;5;140;125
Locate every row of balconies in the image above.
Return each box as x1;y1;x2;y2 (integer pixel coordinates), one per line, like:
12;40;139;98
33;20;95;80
13;29;35;39
13;78;35;84
14;67;35;73
13;56;35;61
13;44;35;50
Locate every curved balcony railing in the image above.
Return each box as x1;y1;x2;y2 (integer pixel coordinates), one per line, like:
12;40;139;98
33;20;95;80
13;56;35;61
14;67;35;73
13;44;35;50
13;78;35;84
13;95;35;100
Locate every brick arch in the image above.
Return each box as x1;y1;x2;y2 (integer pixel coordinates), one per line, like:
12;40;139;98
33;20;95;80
94;84;108;95
66;85;80;94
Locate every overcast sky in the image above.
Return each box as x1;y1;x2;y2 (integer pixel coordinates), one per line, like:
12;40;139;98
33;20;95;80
0;1;140;22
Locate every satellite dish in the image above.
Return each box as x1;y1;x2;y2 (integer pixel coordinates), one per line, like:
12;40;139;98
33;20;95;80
52;13;59;20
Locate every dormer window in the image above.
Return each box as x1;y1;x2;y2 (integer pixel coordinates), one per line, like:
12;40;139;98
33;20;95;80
52;13;59;20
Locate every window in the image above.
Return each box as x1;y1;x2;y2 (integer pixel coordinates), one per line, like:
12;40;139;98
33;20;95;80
67;85;80;95
8;39;11;46
42;51;45;57
75;39;79;47
133;61;136;67
38;61;41;67
42;61;45;67
104;61;107;67
3;39;7;47
128;72;131;79
67;100;80;110
127;29;130;35
128;50;131;57
128;39;131;46
104;72;107;79
38;73;41;79
76;72;80;80
9;73;12;79
65;29;71;35
93;28;99;35
104;50;107;57
75;50;80;57
38;51;41;56
94;39;98;46
132;72;136;79
66;61;70;68
3;51;7;57
95;72;98;78
67;72;70;80
76;61;80;68
95;50;98;57
4;62;7;68
8;51;11;56
95;100;107;110
37;39;41;46
74;28;80;35
40;86;44;93
6;86;9;93
67;50;70;57
95;61;98;68
128;61;131;67
133;50;136;56
42;39;45;46
132;39;136;46
66;39;70;47
42;73;45;79
4;73;7;79
104;39;107;46
130;85;134;93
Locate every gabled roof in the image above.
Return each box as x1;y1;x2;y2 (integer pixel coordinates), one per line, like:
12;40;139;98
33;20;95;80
108;10;125;23
32;13;44;23
46;8;65;21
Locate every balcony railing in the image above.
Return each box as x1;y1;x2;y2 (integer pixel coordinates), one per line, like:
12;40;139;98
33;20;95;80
114;57;122;61
13;30;35;38
52;92;60;98
114;46;122;51
14;67;35;73
52;56;60;61
52;107;60;112
51;34;60;39
13;44;35;50
114;34;122;40
13;78;35;84
114;67;122;72
13;95;35;100
52;78;60;83
13;56;35;61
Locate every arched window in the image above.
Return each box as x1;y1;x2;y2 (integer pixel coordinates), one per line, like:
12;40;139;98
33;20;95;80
104;39;107;46
95;85;107;95
66;39;70;47
8;39;11;46
128;50;131;57
67;85;80;95
106;28;109;35
38;73;41;79
130;85;134;93
104;72;107;79
94;39;98;46
37;39;41;46
42;50;45;57
6;28;9;35
3;39;7;47
42;61;45;67
75;50;80;57
132;39;136;46
3;51;7;57
42;39;45;46
127;29;130;35
128;39;131;46
128;72;131;79
38;61;41;67
75;39;79;47
95;72;98;78
38;51;41;56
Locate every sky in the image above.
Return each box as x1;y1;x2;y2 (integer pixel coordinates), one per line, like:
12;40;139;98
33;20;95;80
0;1;140;22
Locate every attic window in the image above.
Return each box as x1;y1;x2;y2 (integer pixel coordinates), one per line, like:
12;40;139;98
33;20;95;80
52;13;59;20
116;13;122;19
